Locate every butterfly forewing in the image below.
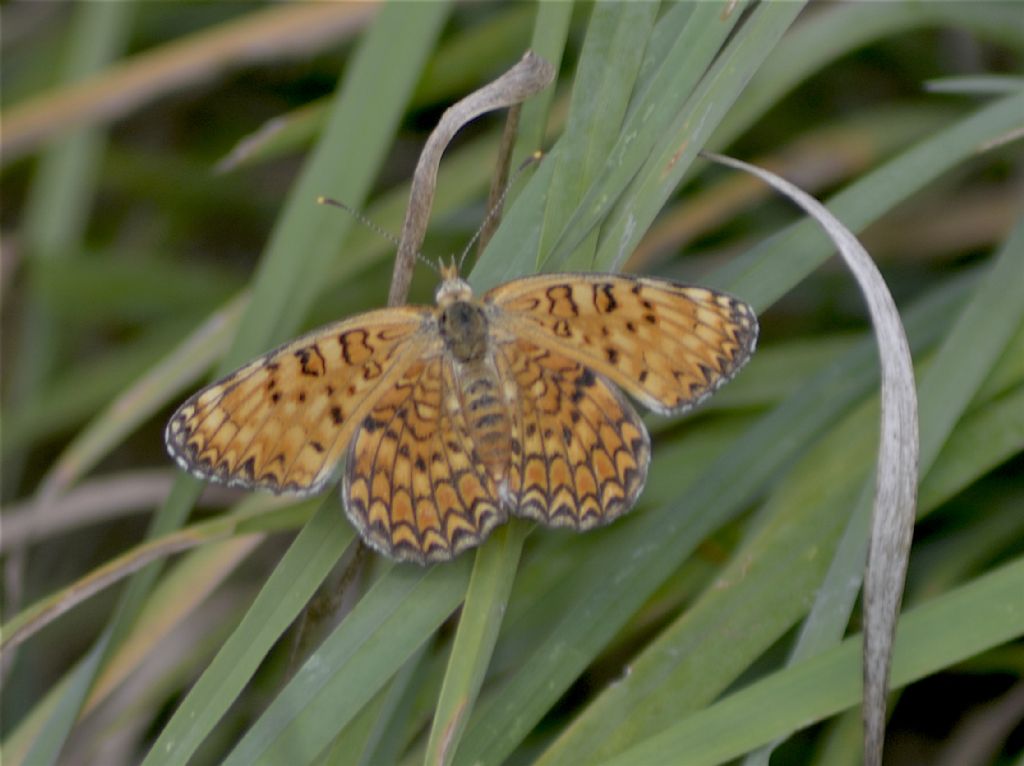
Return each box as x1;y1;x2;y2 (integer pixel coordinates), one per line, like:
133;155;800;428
486;274;758;415
166;307;430;495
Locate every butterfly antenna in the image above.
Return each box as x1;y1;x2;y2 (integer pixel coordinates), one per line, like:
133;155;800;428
457;150;543;271
317;196;439;275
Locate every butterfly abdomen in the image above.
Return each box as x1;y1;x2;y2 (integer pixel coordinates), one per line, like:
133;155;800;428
458;363;512;480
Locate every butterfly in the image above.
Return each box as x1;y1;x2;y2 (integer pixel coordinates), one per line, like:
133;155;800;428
166;266;757;564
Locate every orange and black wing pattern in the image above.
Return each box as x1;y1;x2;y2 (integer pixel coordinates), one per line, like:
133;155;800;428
487;273;757;415
165;307;429;495
498;337;650;529
343;356;508;564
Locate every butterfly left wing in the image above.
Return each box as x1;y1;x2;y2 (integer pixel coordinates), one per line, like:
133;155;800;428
166;307;429;496
343;356;508;564
486;273;757;415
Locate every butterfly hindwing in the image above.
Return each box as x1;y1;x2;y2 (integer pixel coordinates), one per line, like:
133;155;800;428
343;356;508;564
487;273;758;415
498;337;650;529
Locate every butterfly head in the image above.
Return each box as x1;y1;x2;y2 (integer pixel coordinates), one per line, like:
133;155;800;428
435;262;473;306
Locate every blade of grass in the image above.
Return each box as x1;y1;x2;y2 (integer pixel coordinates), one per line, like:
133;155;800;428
84;531;267;711
702;152;921;766
139;497;353;766
468;2;717;288
593;555;1024;766
544;0;757;271
222;559;472;766
508;0;572;171
319;645;428;766
423;523;527;766
588;1;805;271
712;1;1024;152
919;384;1024;513
536;0;658;270
0;4;373;165
915;218;1024;478
362;645;439;766
1;497;311;649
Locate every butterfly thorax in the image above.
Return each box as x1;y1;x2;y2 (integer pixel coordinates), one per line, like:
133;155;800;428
439;300;488;362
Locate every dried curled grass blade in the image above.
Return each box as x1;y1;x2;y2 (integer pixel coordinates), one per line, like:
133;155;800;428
702;151;919;766
388;50;554;304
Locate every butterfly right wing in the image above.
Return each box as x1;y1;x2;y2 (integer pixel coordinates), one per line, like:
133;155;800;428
165;307;430;496
486;273;757;415
497;337;650;530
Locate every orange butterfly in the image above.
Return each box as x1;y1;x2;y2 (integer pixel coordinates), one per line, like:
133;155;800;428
167;267;757;564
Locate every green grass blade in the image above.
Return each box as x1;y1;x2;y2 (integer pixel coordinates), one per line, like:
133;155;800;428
919;384;1024;513
593;555;1024;766
223;559;472;766
536;1;657;270
319;645;428;766
543;0;751;271
713;2;1024;151
589;1;805;271
139;499;352;766
916;217;1024;471
423;523;527;766
509;0;573;169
